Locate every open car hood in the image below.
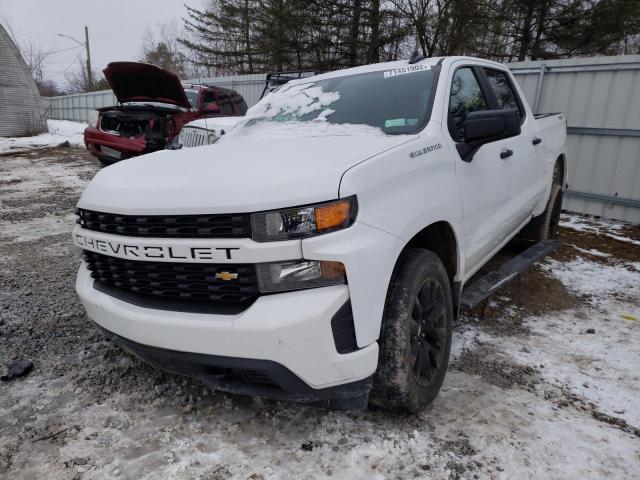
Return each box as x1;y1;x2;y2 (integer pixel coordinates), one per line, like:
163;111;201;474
103;62;191;109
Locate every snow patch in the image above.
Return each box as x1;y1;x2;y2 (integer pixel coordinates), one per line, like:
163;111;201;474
1;213;76;242
542;257;640;305
0;120;86;154
570;244;612;258
247;83;340;122
224;120;387;140
225;82;388;140
559;213;626;234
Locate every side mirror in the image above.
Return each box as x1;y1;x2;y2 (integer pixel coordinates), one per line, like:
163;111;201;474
203;103;220;113
458;109;520;161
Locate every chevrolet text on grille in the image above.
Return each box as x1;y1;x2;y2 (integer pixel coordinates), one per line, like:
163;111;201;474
74;232;239;261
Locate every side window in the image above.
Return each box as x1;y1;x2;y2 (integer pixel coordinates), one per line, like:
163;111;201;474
218;94;233;115
484;68;525;122
200;91;219;110
448;67;488;141
231;93;248;115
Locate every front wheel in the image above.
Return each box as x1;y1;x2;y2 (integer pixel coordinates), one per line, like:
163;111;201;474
370;249;453;412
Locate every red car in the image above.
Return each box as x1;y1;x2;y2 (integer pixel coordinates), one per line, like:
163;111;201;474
84;62;248;164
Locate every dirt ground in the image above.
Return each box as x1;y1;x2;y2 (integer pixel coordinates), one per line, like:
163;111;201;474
1;147;639;479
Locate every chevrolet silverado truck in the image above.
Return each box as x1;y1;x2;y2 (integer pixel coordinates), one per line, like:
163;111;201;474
83;62;248;164
73;56;567;411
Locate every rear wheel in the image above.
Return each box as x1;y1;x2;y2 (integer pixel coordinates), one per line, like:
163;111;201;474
520;183;563;241
370;249;453;412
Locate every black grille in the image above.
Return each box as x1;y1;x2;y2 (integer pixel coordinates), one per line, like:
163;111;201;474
84;251;259;309
76;208;251;239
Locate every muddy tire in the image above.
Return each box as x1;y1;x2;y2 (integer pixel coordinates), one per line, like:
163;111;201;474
370;249;453;412
520;183;563;242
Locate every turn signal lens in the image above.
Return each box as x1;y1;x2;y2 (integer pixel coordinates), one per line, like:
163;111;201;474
251;196;358;242
320;260;346;279
256;260;346;292
316;200;351;231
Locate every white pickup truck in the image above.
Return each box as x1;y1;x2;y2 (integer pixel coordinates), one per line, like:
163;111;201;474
73;56;567;411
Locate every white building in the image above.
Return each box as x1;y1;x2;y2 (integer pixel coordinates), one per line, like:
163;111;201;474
0;22;47;137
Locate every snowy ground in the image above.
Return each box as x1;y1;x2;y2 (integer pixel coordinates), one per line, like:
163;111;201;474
0;120;86;155
0;147;639;479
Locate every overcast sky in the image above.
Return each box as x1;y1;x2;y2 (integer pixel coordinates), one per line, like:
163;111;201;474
0;0;203;86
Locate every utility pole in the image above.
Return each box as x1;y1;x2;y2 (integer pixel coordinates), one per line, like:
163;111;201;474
58;28;94;91
84;26;93;90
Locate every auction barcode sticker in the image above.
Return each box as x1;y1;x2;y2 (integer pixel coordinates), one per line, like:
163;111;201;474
383;64;431;78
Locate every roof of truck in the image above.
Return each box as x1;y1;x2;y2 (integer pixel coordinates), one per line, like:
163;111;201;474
286;56;510;86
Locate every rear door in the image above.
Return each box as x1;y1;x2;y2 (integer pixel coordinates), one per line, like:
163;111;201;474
445;65;517;277
482;67;540;225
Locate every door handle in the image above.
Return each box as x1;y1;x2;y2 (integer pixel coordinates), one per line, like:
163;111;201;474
500;149;514;159
532;137;542;145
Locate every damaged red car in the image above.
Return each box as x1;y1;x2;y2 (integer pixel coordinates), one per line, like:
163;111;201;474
84;62;248;165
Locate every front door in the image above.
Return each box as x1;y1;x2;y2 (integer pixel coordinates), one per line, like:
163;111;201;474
445;66;516;277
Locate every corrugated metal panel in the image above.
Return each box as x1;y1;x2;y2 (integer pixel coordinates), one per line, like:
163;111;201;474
509;55;640;223
0;23;47;136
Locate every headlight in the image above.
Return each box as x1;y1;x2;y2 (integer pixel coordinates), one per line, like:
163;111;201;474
256;260;346;293
251;196;357;242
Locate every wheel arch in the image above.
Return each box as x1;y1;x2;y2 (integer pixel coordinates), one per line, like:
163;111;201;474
399;220;460;289
555;153;567;188
389;220;461;291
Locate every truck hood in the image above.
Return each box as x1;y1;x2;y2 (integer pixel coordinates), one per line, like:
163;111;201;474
103;62;191;109
78;132;414;214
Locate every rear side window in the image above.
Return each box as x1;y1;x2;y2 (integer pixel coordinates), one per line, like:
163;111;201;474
218;95;233;115
484;68;525;122
448;67;488;141
231;93;248;115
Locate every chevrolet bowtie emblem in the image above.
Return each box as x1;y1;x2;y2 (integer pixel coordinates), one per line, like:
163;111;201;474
215;271;238;281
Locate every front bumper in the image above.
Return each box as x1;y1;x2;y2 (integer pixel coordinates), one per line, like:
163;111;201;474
103;328;373;409
84;127;147;161
76;263;378;398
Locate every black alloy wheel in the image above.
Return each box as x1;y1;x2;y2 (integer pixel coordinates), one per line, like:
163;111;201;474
410;279;447;387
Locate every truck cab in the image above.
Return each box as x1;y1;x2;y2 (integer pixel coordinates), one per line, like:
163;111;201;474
73;56;567;411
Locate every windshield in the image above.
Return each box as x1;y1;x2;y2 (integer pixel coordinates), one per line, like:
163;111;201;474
242;66;436;135
184;89;200;109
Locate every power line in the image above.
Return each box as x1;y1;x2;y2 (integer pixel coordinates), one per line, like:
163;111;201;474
49;50;83;77
48;44;83;56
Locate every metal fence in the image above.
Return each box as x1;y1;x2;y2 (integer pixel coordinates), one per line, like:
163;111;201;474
42;55;640;223
509;55;640;223
42;73;267;124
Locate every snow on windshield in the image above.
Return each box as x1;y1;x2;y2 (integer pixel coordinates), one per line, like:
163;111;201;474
247;83;340;123
226;82;387;139
229;67;435;139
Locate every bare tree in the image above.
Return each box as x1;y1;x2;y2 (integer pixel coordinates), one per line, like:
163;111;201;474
64;59;108;94
140;21;190;77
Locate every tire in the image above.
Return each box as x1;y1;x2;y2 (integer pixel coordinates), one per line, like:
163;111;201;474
370;249;453;412
520;183;563;242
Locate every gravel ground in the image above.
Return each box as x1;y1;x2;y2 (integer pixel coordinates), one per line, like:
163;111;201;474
1;148;639;479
